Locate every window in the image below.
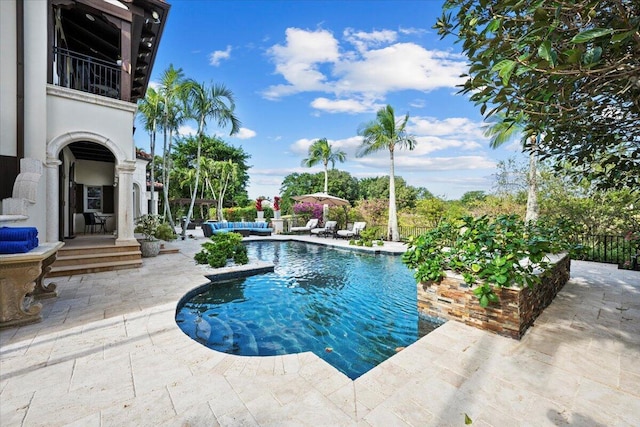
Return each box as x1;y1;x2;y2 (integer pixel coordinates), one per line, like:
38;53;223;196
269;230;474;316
85;185;102;212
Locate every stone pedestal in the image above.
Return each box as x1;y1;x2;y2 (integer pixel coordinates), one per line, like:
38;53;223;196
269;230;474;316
272;219;284;234
29;250;59;299
0;242;64;328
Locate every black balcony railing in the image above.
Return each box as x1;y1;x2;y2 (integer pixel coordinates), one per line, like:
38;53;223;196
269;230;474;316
52;47;120;99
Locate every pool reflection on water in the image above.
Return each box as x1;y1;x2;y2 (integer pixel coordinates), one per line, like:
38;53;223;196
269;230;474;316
176;241;442;379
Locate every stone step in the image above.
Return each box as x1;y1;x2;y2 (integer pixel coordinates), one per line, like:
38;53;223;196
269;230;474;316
53;250;142;267
160;246;179;255
49;259;142;277
58;243;140;257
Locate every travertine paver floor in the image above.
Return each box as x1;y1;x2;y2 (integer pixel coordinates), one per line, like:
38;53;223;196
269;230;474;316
1;230;639;426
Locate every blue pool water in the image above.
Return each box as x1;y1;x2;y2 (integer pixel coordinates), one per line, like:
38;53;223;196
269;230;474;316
176;241;441;379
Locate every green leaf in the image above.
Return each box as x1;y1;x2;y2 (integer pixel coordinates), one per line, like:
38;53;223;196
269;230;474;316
479;294;489;307
486;19;500;33
571;28;614;44
611;30;635;43
538;41;553;64
465;413;473;424
495;274;508;285
583;46;602;64
471;263;482;273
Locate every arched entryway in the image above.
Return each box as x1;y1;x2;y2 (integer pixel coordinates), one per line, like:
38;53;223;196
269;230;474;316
46;131;137;244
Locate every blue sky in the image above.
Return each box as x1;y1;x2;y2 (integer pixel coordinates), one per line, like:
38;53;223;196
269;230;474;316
135;0;523;200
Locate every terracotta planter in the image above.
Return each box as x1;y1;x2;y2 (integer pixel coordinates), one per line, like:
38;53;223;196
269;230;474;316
140;240;161;257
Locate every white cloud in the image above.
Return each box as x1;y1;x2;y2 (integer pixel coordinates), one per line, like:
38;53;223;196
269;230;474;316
177;125;197;136
263;27;468;112
355;154;495;171
398;27;429;36
209;45;232;66
289;136;362;157
333;43;466;95
343;28;397;53
252;167;309;176
263;28;340;99
290;138;315;155
234;127;257;139
408;116;486;140
310;97;382;114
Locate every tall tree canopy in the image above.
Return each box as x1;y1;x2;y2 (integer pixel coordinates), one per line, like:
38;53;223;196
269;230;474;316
436;0;640;191
359;176;431;210
172;135;250;207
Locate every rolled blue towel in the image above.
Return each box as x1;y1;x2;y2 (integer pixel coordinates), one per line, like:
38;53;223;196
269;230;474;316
0;226;38;241
0;240;35;254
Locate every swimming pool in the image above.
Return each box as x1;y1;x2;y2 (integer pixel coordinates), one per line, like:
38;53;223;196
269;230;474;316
176;241;441;379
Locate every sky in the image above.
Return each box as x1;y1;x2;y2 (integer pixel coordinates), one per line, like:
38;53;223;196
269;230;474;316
135;0;524;201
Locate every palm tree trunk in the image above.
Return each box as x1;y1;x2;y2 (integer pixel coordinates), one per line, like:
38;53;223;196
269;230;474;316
525;136;539;223
182;131;203;239
388;149;400;241
150;131;157;215
161;126;175;228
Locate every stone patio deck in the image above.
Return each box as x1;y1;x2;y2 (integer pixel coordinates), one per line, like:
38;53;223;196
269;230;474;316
1;230;639;426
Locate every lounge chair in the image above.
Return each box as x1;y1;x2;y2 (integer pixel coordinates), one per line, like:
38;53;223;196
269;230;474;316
337;222;366;239
290;218;318;234
310;220;337;238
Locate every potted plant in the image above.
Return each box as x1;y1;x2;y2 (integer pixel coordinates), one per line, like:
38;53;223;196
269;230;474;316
135;214;162;257
273;196;281;219
256;198;264;220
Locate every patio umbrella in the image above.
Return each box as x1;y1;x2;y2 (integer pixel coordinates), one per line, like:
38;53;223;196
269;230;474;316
292;192;350;207
292;192;350;224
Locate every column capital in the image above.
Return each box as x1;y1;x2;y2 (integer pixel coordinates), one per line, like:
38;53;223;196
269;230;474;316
44;158;62;168
115;161;136;174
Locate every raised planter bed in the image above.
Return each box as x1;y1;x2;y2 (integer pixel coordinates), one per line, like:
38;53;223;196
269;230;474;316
417;254;570;339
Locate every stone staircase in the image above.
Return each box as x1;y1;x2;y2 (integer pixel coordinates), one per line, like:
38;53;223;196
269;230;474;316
49;242;143;277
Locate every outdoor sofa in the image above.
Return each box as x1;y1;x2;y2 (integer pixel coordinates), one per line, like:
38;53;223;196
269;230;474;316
202;221;272;237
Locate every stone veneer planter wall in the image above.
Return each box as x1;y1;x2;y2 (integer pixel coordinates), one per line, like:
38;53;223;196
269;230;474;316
416;254;571;339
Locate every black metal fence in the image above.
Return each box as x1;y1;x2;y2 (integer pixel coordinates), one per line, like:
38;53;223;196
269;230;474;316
52;47;121;99
572;234;639;266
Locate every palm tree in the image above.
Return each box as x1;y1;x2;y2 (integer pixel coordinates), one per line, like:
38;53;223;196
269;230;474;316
484;113;539;222
137;87;162;215
356;105;416;242
158;65;186;227
201;158;239;221
301;138;347;193
181;80;241;239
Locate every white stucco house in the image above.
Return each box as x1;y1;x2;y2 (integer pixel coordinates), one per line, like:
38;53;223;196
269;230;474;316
0;0;169;246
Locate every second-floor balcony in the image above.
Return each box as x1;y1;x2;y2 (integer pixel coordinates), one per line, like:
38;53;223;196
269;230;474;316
52;47;121;100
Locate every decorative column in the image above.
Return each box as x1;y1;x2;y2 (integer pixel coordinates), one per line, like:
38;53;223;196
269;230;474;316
115;161;137;245
44;158;61;243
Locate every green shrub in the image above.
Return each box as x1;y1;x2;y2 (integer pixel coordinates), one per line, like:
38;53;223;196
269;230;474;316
402;215;580;307
233;245;249;264
154;223;177;241
194;232;249;268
